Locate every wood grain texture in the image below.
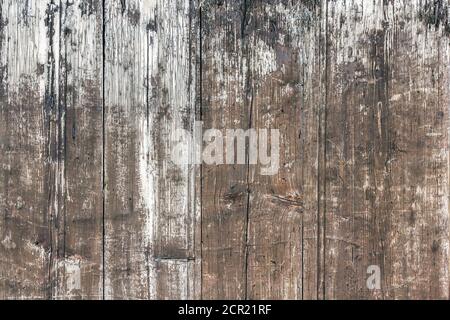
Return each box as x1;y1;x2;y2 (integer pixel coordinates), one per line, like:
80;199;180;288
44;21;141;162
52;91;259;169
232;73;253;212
149;0;199;300
200;0;250;299
104;0;154;299
54;0;104;300
104;0;198;300
324;0;450;299
0;0;449;300
0;0;53;299
243;0;314;300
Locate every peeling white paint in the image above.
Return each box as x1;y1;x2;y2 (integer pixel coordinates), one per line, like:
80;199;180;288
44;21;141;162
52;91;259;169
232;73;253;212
1;232;16;250
64;256;82;294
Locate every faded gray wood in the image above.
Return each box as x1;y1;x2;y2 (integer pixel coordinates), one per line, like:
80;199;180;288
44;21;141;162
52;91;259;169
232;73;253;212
200;0;250;299
0;0;449;300
104;0;199;300
0;0;53;299
103;0;155;299
324;0;449;299
54;0;104;300
243;1;310;300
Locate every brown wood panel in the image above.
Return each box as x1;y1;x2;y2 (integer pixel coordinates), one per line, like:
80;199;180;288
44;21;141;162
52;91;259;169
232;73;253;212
0;0;54;299
52;0;104;300
324;0;450;299
0;0;449;300
200;0;324;300
243;0;317;300
200;0;251;299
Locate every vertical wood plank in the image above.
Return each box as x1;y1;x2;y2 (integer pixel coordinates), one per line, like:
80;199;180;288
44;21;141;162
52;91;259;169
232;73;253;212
104;0;199;300
303;0;327;300
200;0;324;300
150;0;200;300
53;0;104;300
104;0;153;299
243;0;318;300
381;0;449;299
200;0;250;299
0;0;56;299
324;0;450;299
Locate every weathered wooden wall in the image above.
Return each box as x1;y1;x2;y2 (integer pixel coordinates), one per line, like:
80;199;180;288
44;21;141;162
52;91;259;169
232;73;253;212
0;0;449;300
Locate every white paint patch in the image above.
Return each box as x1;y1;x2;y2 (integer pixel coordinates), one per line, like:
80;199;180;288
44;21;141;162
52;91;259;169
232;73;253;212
138;0;158;251
139;118;156;248
25;240;46;262
252;38;277;78
64;256;82;294
1;232;16;250
390;93;403;102
141;0;158;12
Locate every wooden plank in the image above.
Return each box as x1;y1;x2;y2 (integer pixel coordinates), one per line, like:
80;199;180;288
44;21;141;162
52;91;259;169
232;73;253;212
149;0;200;300
0;0;56;299
200;0;251;299
380;0;449;299
324;0;450;299
243;0;321;300
104;0;199;300
104;0;154;300
53;0;104;300
298;1;327;300
200;0;324;300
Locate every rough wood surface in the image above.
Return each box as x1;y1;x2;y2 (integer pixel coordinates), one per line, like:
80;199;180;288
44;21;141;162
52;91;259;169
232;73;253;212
55;0;104;300
0;0;52;299
0;0;449;300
